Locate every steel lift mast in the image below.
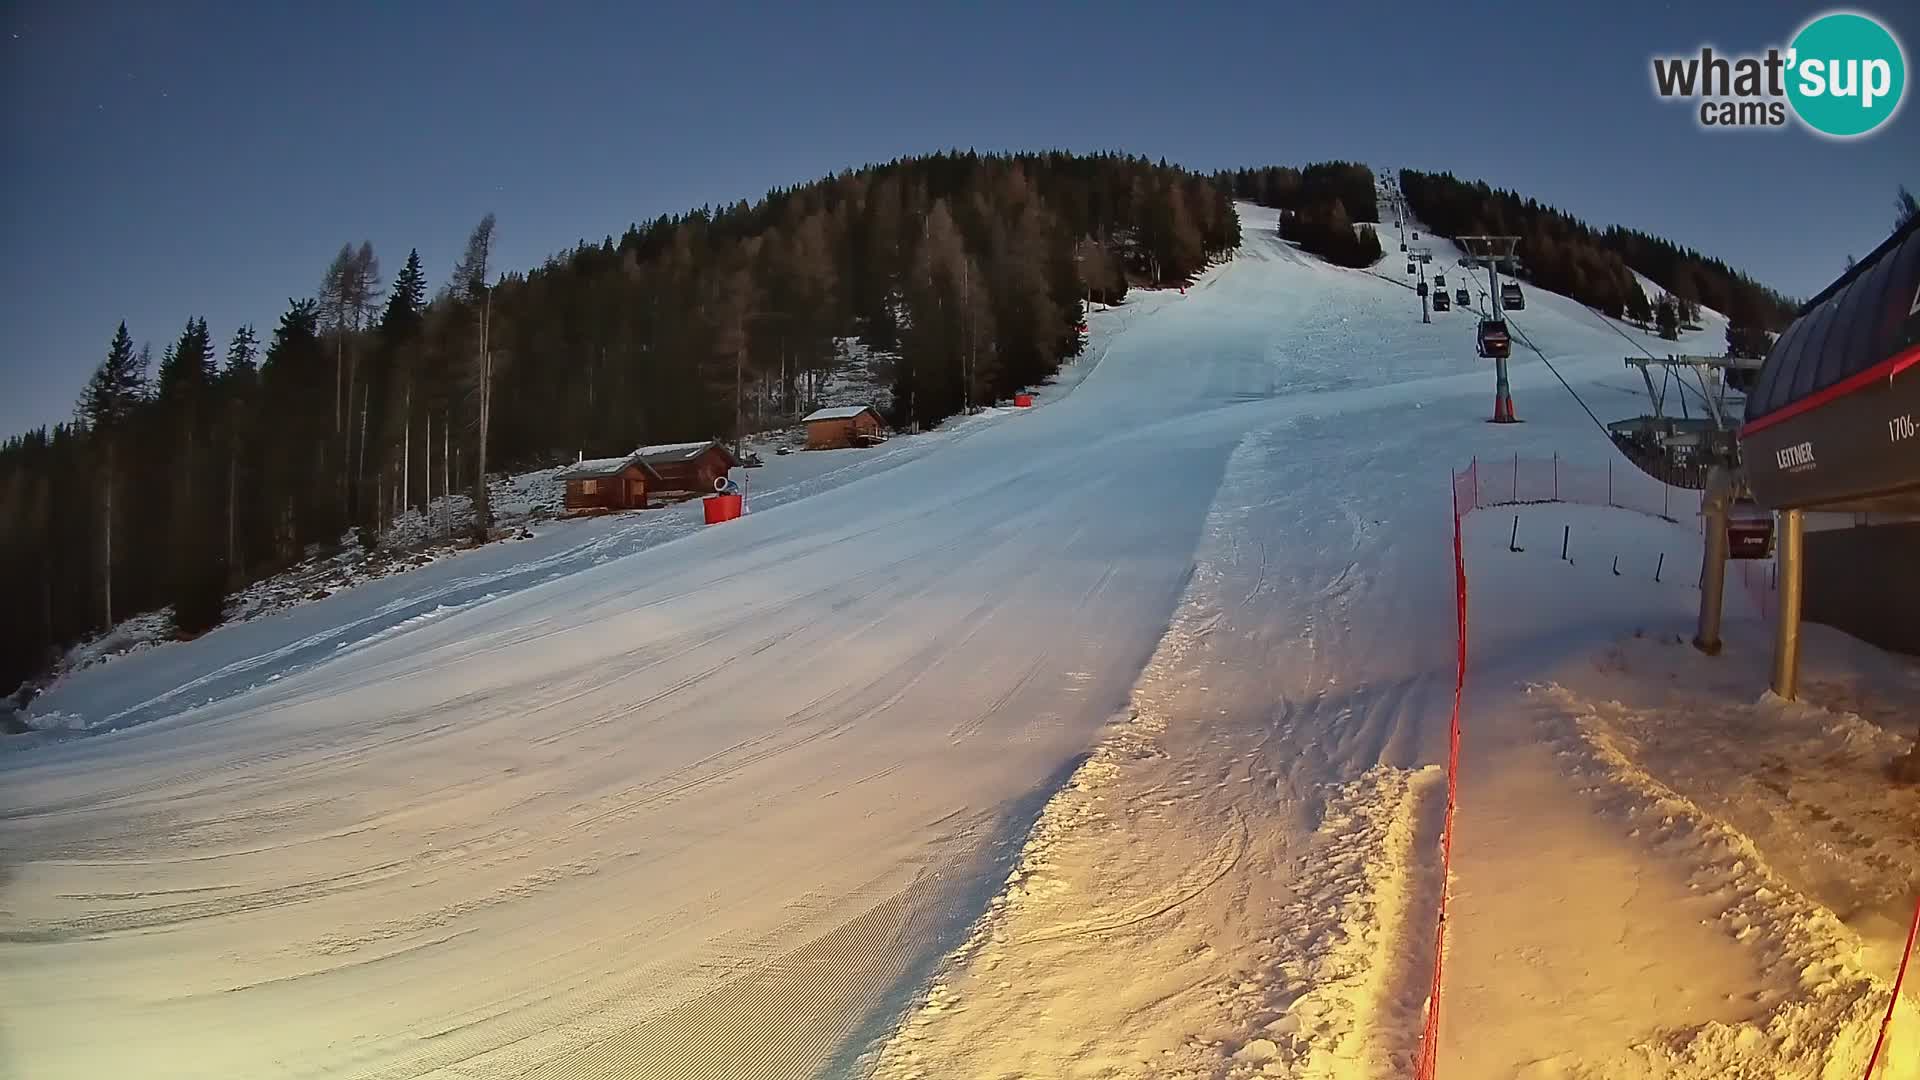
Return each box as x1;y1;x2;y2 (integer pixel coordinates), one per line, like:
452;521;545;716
1459;235;1522;422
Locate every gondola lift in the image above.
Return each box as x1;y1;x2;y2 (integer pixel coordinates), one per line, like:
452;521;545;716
1726;500;1775;559
1476;318;1511;359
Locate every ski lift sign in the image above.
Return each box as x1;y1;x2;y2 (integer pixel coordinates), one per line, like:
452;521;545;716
1649;10;1907;138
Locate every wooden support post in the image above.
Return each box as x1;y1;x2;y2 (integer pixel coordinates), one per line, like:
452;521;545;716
1771;509;1805;700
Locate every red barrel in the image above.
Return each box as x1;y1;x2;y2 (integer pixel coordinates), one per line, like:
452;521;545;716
1013;393;1033;408
703;493;743;524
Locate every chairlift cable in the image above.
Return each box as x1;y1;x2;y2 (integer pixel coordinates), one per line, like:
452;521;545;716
1579;298;1715;412
1503;311;1612;438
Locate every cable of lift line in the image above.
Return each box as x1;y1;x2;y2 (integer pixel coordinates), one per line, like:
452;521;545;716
1364;199;1644;439
1397;220;1612;439
1580;298;1717;413
1502;312;1614;438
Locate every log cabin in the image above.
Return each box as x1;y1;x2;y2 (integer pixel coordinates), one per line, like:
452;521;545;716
801;405;888;450
638;440;741;496
556;452;660;513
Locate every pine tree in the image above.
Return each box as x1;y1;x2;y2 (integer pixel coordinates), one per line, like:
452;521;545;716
1625;284;1654;327
220;325;259;576
1896;185;1917;231
260;299;331;556
451;215;497;535
226;324;259;375
376;250;428;515
155;317;216;408
1655;297;1680;340
383;250;427;334
78;323;147;432
76;323;149;628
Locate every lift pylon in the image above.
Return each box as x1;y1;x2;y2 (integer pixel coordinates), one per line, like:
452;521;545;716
1459;235;1522;423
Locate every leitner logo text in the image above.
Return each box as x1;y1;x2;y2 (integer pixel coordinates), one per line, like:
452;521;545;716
1776;442;1816;470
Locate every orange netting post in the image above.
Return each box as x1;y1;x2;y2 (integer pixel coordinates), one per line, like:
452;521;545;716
1418;471;1472;1079
1864;894;1920;1079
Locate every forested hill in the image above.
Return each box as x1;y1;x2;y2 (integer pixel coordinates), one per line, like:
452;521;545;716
1215;163;1386;267
1397;169;1798;335
0;151;1238;694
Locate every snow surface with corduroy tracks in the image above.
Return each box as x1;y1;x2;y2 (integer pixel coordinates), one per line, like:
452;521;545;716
4;200;1914;1080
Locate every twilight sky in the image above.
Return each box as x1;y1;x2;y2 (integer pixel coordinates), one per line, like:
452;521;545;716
2;0;1913;436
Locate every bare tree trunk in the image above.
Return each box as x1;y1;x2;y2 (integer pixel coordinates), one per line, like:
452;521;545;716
102;440;113;627
402;384;411;516
472;290;493;537
356;384;369;521
227;448;237;574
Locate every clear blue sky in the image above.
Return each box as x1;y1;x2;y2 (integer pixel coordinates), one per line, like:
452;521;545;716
3;0;1913;436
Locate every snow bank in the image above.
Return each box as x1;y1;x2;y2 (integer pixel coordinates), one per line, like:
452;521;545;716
1444;500;1917;1079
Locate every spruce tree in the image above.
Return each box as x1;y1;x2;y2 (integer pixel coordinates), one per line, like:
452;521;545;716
78;322;147;431
1655;297;1680;340
1625;285;1654;327
383;249;427;335
76;322;149;628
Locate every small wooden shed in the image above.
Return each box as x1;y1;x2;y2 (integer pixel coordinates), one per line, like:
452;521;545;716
638;440;741;496
557;451;660;513
802;405;889;450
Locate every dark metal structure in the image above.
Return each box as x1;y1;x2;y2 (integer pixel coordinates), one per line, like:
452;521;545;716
1737;217;1920;701
1741;217;1920;515
1460;236;1522;422
1605;354;1760;490
1476;319;1510;359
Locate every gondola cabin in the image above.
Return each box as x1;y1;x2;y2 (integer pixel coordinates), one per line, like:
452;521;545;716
1726;503;1775;559
1501;282;1525;310
1432;290;1450;311
1455;288;1470;306
1477;319;1511;359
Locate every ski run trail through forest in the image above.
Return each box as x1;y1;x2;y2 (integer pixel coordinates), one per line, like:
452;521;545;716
5;202;1916;1080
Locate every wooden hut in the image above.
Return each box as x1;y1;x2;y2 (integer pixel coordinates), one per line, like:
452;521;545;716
556;452;660;513
638;440;741;496
801;405;889;450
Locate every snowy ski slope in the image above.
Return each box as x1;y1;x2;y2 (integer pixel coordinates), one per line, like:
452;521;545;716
4;202;1893;1080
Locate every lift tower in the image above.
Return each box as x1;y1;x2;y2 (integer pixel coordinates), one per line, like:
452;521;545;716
1459;235;1522;423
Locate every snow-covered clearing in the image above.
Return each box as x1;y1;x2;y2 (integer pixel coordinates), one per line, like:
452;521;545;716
3;200;1912;1079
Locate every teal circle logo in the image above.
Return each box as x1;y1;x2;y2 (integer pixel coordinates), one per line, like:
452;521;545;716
1786;12;1906;137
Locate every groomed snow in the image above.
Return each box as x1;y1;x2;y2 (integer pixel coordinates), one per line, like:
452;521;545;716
3;199;1911;1080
